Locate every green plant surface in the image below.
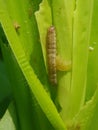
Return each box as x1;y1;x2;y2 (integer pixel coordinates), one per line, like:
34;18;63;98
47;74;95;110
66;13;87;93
86;0;98;100
0;43;37;130
0;0;51;129
35;0;74;122
51;0;74;121
69;0;94;119
0;0;98;130
0;60;12;118
0;60;11;103
71;87;98;130
35;0;52;66
0;102;19;130
0;0;67;130
0;110;16;130
85;0;98;130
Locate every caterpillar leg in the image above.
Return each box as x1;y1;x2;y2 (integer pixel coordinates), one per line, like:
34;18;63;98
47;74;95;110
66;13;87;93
56;56;71;71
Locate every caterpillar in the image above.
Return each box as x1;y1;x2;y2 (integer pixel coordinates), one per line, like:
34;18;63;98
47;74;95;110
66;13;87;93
46;26;71;85
46;26;57;85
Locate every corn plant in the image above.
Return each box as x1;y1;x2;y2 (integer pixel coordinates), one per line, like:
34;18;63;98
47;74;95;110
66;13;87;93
0;0;98;130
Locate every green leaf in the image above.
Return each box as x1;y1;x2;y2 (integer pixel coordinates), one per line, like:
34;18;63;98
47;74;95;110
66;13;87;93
86;1;98;129
0;111;16;130
0;60;12;102
69;87;98;130
0;102;19;130
86;0;98;100
4;0;48;88
0;59;12;118
35;0;74;122
0;1;53;130
51;0;74;121
69;0;94;119
0;0;66;129
35;0;52;66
